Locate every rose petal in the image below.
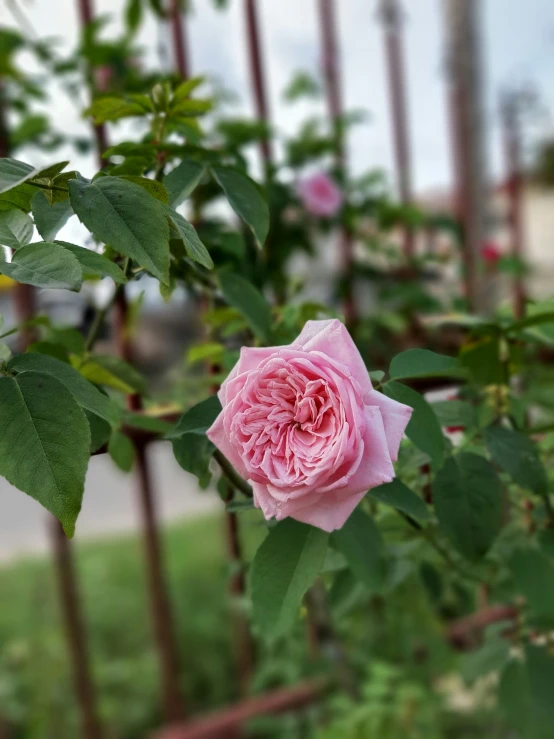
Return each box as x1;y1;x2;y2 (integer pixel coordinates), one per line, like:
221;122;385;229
364;390;413;462
218;346;276;405
292;319;372;395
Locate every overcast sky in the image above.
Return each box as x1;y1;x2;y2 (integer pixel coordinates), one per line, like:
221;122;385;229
4;0;554;194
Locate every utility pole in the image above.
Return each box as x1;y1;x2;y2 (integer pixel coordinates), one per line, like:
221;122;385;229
443;0;488;312
378;0;415;258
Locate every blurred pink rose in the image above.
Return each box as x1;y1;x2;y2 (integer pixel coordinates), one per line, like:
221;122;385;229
94;65;113;93
297;173;343;217
481;241;502;267
207;319;412;532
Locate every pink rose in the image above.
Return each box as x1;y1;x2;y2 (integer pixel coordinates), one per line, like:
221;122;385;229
297;173;343;218
207;319;412;532
481;241;502;267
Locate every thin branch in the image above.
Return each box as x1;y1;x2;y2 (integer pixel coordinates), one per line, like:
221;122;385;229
213;449;253;498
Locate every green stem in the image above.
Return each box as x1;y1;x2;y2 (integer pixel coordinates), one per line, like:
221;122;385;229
28;181;69;193
213;449;253;498
84;259;131;352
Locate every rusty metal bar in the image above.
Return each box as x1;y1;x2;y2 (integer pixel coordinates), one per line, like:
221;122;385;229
317;0;355;326
51;519;103;739
114;291;185;722
152;679;328;739
501;92;526;320
378;0;415;258
442;0;488;313
244;0;273;168
76;0;108;166
169;0;191;80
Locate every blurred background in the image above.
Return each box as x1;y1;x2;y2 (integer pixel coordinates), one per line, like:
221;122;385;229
1;0;554;737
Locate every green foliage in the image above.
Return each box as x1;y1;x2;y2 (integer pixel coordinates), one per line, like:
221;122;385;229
8;353;121;425
250;519;328;639
433;453;504;561
218;271;272;341
162;204;213;269
484;425;548;496
164;159;205;207
212;166;269;247
0;207;34;248
108;429;136;472
0;241;83;290
383;381;445;465
332;508;385;591
31;191;73;241
0;372;90;536
69;176;170;284
389;349;464;381
369;479;430;522
55;241;127;283
168;395;222;438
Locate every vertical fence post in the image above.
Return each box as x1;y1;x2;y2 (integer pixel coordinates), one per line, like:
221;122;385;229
501;92;526;320
113;294;185;722
244;0;273;170
442;0;488;313
76;0;185;722
378;0;415;259
1;61;103;739
317;0;356;326
169;0;191;81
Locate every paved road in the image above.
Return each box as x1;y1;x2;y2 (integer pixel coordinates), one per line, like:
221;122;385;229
0;442;219;564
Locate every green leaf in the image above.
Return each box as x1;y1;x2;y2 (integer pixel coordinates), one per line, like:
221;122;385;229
125;0;143;33
433;453;504;561
31;191;73;241
389;349;464;381
218;272;272;341
69;176;169;284
383;381;445;465
431;399;476;429
484;425;548;496
0;183;36;212
164;159;205;207
212;166;269;247
526;645;554;723
122;411;173;435
460;337;504;385
498;660;534;736
171;434;214;489
84;97;146;124
369;479;430;522
0;159;69;196
78;354;147;395
162;205;213;269
172;77;205;105
459;633;509;683
332;508;385;591
171;99;212;117
108;429;135;472
0;372;90;536
509;549;554;622
0;242;82;290
368;370;385;383
250;519;328;639
0;158;34;194
85;410;111;453
0;207;33;248
8;353;121;425
167;395;222;438
118;175;168;203
55;241;127;284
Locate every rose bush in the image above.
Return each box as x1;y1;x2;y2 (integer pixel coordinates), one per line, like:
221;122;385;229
207;319;412;531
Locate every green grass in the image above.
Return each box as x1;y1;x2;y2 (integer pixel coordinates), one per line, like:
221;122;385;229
0;512;271;739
